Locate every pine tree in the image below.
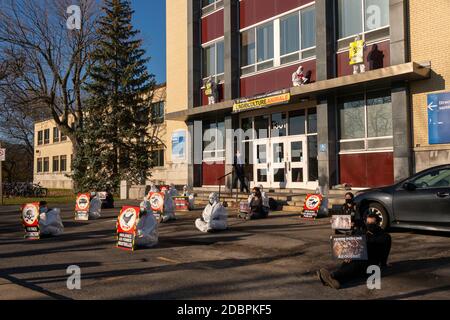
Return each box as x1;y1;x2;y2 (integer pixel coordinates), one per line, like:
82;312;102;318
75;0;155;192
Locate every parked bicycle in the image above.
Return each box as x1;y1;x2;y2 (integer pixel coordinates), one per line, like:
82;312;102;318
1;182;48;198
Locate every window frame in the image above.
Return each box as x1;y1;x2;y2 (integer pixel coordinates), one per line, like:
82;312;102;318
201;0;224;17
37;158;43;173
37;130;43;145
202;38;225;84
60;155;67;172
337;0;390;44
43;157;49;173
53;127;60;143
151;148;165;168
151;101;165;124
52;156;60;172
43;129;50;144
202;120;226;161
338;89;393;154
240;3;317;77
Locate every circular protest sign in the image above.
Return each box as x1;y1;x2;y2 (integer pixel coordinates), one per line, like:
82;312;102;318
76;193;90;211
22;203;39;226
149;192;164;212
304;194;322;211
118;207;138;232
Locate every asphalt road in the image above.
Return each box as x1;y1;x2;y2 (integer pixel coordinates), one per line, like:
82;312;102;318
0;201;449;300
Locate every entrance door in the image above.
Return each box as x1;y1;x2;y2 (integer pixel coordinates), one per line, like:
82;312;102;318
253;139;270;188
270;138;288;188
286;136;308;188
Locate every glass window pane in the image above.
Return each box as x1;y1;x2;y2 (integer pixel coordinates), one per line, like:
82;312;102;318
365;0;389;31
292;168;304;183
413;169;450;189
216;41;224;74
256;22;274;63
271;112;287;137
289;110;306;135
339;95;365;139
202;45;215;78
273;142;285;163
338;0;363;39
307;135;318;181
291;141;303;162
202;0;214;7
257;144;267;163
301;6;316;49
241;29;255;67
257;169;268;182
280;13;299;56
367;91;392;137
254;115;269;139
274;168;285;182
241;118;253;140
217;121;225;151
307;108;317;133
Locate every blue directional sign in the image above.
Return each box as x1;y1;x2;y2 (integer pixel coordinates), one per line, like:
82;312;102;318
427;92;450;144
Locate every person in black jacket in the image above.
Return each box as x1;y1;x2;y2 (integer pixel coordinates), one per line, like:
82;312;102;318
233;150;249;193
317;212;392;289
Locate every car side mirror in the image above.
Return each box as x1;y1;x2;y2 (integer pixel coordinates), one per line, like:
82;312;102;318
403;182;417;191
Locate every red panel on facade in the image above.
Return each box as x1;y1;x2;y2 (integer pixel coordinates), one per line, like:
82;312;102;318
202;162;225;186
202;9;224;43
339;152;394;188
240;59;316;98
240;0;314;29
336;41;390;77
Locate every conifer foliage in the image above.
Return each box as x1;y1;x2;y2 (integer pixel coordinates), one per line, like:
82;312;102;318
73;0;155;191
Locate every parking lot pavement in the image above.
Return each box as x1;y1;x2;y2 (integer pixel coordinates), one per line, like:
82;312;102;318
0;201;449;300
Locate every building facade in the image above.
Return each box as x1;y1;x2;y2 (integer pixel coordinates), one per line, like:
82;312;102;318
165;0;450;191
33;84;170;189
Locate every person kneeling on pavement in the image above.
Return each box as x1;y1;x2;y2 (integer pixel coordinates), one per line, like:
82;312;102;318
195;192;228;233
317;212;392;289
134;200;159;247
89;192;102;219
39;201;64;236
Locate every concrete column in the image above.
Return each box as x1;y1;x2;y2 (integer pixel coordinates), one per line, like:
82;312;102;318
187;121;195;188
223;0;240;100
224;115;239;190
188;0;202;108
315;0;337;189
120;180;130;200
390;0;412;180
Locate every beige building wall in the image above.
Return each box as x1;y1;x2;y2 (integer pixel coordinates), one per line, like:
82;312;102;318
153;0;190;186
409;0;450;172
34;120;74;189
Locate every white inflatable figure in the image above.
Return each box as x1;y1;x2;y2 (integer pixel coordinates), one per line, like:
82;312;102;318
135;201;159;247
39;204;64;236
161;186;176;223
182;185;195;210
195;192;227;233
292;66;306;87
89;192;102;219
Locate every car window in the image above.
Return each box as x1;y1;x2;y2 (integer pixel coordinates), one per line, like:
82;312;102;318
412;169;450;189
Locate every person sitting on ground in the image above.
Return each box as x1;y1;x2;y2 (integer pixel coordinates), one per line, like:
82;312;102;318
160;186;176;223
39;201;64;236
334;192;360;233
195;192;228;232
182;185;195;210
135;200;159;247
246;187;269;220
316;212;392;289
88;192;102;219
101;186;115;209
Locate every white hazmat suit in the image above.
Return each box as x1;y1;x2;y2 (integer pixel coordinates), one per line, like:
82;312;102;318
89;192;102;219
135;200;159;247
39;208;64;236
195;193;228;233
161;185;177;222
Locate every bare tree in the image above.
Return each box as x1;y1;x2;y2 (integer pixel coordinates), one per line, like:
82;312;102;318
0;0;99;187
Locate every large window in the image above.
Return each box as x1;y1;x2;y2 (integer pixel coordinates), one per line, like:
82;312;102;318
203;120;225;160
60;131;67;142
60;155;67;172
37;158;43;173
338;0;389;40
202;0;223;16
202;40;224;82
43;157;49;172
151;149;165;167
338;90;392;152
241;5;316;76
151;101;165;124
43;129;50;144
53;127;60;143
52;156;59;172
37;131;43;145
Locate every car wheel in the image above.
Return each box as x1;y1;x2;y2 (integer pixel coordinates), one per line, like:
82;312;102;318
364;203;389;230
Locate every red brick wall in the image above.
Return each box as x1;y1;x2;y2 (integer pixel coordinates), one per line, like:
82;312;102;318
339;152;394;188
202;9;224;43
336;40;390;77
240;59;316;98
240;0;315;29
202;162;225;185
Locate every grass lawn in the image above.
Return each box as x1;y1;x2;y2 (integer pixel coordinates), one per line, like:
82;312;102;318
1;189;76;206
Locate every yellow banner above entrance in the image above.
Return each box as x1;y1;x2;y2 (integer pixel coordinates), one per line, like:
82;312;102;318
232;89;291;113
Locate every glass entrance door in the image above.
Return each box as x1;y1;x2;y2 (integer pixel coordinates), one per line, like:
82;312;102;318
253;139;270;189
270;138;288;188
286;136;308;188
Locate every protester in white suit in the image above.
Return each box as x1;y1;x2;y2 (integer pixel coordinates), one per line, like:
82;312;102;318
89;192;102;219
161;185;176;223
135;200;159;247
39;201;64;236
195;193;228;232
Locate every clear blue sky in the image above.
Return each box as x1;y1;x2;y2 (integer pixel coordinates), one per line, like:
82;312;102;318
131;0;166;84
